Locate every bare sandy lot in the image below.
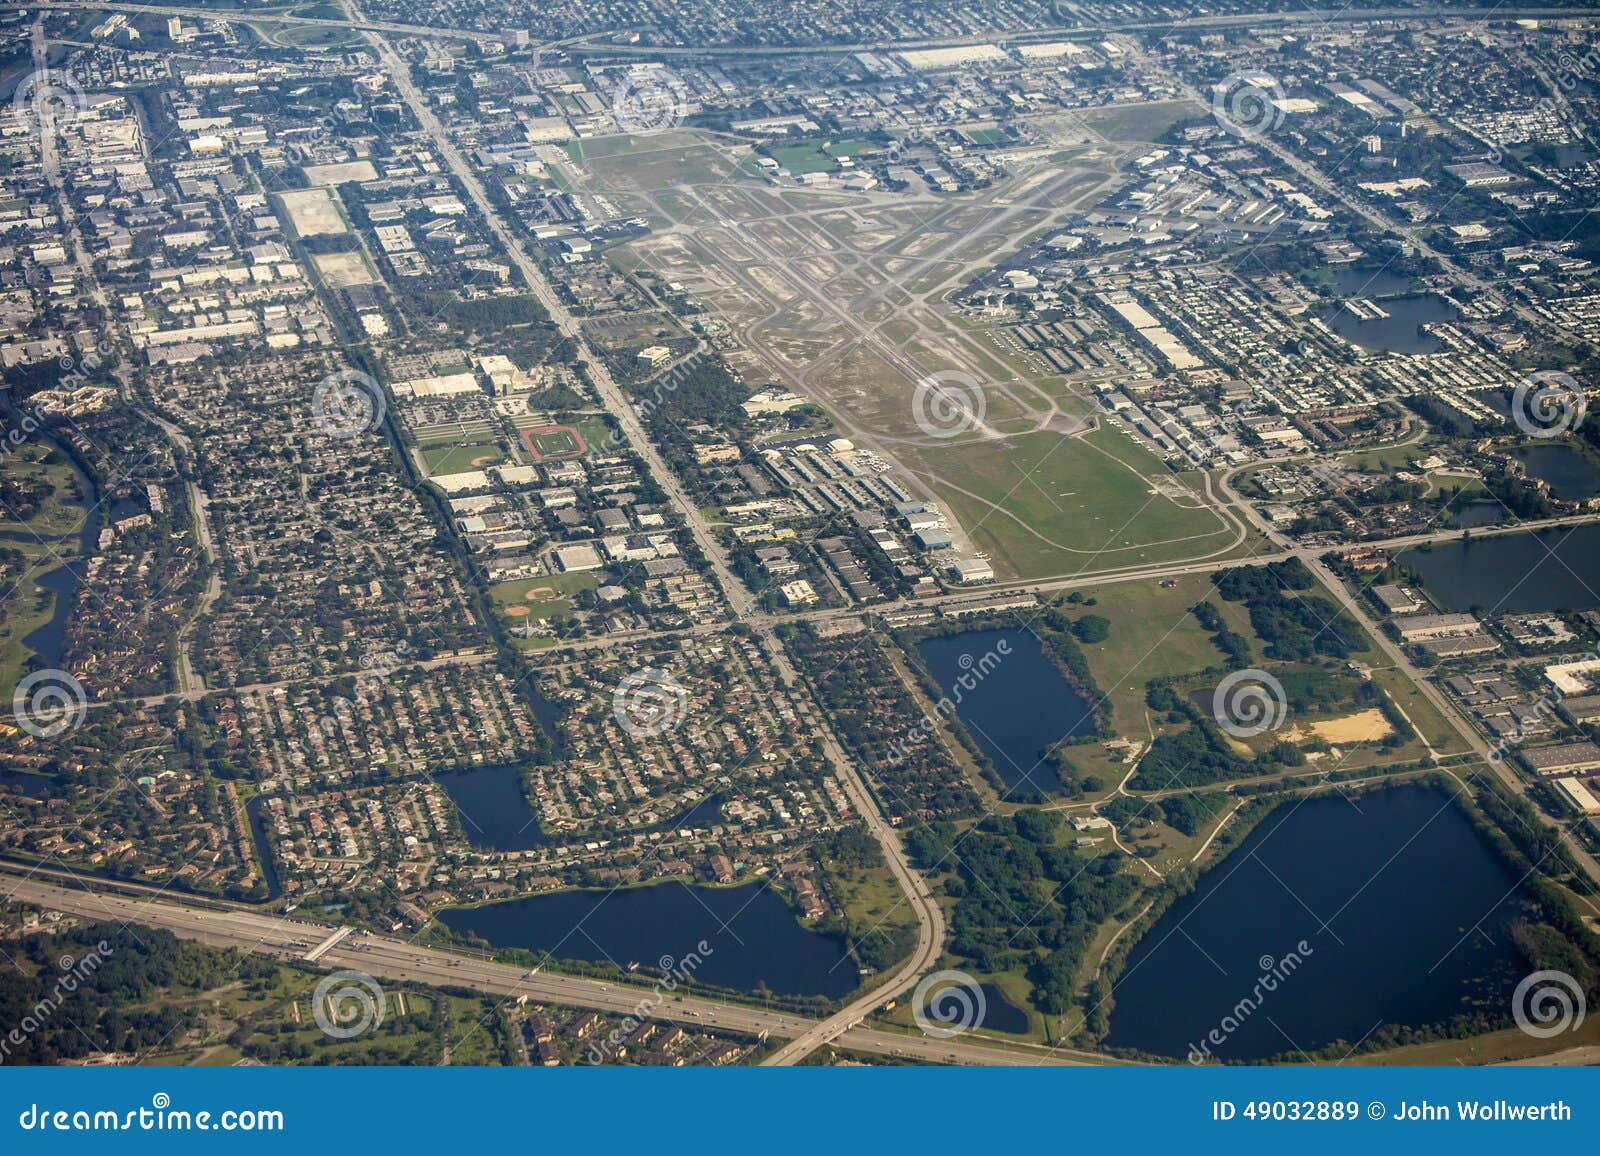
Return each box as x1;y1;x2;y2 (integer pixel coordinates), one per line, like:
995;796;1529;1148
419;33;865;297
1293;708;1395;745
311;251;376;287
278;189;348;237
303;160;379;186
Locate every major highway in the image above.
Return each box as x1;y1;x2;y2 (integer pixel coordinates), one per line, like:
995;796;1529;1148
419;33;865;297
0;872;1089;1066
27;3;1589;53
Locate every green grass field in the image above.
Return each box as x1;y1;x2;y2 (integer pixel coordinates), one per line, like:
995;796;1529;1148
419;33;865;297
0;445;90;697
1043;566;1457;788
1047;573;1248;791
489;571;599;626
766;144;839;175
422;441;506;475
1070;573;1248;694
961;126;1009;146
824;139;875;158
1369;667;1472;758
522;425;585;460
567;133;746;188
570;416;614;454
908;424;1238;579
1080;99;1203;142
1335;440;1435;472
278;24;360;47
180;969;501;1065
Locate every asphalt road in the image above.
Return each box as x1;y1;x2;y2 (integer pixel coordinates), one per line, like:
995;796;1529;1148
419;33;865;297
21;0;1598;1063
29;2;1586;53
233;11;951;1065
0;873;1087;1066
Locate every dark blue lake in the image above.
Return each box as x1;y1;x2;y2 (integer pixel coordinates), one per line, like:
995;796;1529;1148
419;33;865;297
915;627;1095;795
1398;524;1600;612
1106;786;1527;1060
974;983;1031;1034
1513;444;1600;502
438;764;548;851
1325;293;1460;354
1331;267;1416;297
1444;502;1508;528
439;880;857;999
0;768;54;798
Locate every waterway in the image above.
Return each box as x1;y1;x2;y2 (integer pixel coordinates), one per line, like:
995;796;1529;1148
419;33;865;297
11;429;97;673
1397;523;1600;612
1325;293;1461;354
244;795;282;898
0;767;54;798
1331;267;1417;298
438;880;857;999
1106;786;1528;1060
1512;444;1600;502
915;627;1096;795
526;683;565;752
642;793;723;834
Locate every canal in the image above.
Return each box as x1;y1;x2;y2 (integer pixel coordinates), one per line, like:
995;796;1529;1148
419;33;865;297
12;430;97;675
